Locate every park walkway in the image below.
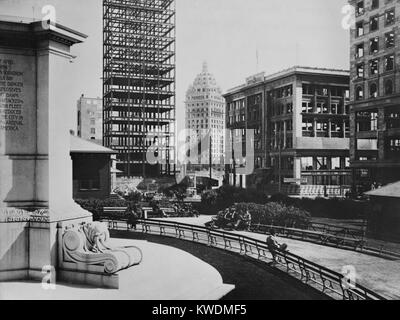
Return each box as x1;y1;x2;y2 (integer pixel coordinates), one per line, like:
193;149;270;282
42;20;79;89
157;216;400;299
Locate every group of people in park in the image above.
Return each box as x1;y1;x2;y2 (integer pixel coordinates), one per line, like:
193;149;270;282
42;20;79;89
207;206;252;231
123;201;200;231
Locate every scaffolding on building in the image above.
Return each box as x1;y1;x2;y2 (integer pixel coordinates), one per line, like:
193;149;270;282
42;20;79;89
103;0;176;177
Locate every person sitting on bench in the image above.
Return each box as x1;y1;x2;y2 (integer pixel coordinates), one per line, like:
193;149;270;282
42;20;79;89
266;229;288;262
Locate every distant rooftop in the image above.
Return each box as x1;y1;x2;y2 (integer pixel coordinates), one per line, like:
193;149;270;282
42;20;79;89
70;135;115;154
365;182;400;198
0;14;37;24
226;66;350;94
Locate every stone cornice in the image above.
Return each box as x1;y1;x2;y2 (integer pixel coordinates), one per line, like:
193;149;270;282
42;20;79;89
0;19;87;50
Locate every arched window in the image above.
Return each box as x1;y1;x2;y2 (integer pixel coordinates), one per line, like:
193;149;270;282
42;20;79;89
356;86;364;100
370;83;378;98
385;79;393;95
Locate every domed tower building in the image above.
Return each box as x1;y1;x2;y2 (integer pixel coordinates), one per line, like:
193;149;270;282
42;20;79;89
185;62;225;170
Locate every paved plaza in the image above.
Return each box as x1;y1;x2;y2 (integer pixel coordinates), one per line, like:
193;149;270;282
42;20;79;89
0;239;234;300
159;216;400;299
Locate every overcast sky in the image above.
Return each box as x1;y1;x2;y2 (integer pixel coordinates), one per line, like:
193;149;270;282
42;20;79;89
1;0;350;133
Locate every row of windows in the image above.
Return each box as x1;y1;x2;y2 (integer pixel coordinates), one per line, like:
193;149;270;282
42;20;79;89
355;8;395;36
188;113;224;120
302;120;350;138
227;99;246;112
355;32;394;58
356;111;400;131
389;139;400;152
302;84;349;97
355;78;394;100
270;136;293;150
187;118;224;124
301;156;350;171
356;55;394;78
227;96;262;112
248;94;262;105
302;101;350;114
191;87;220;93
356;0;394;18
272;103;293;116
270;85;293;99
357;112;379;131
187;102;225;108
272;120;294;132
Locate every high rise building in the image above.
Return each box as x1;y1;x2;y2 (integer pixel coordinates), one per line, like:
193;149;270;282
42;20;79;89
224;67;351;197
185;62;225;168
103;0;176;177
349;0;400;189
77;95;103;145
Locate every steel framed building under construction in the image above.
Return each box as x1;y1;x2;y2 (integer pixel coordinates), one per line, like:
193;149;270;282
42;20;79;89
103;0;176;177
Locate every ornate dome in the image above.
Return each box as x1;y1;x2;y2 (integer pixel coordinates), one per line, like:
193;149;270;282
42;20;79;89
186;62;222;96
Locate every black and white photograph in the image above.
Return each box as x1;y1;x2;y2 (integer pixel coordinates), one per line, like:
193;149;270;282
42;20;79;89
0;0;399;307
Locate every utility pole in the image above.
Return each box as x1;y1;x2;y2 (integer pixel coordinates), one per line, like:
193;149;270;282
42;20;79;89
209;133;212;189
231;128;236;187
141;62;146;180
127;51;132;177
278;132;282;193
142;99;146;179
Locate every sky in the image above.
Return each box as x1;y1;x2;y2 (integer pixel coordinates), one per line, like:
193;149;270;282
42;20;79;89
0;0;350;133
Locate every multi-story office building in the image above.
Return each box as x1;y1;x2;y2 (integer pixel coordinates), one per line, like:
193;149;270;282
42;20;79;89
349;0;400;188
103;0;176;177
77;95;103;145
224;67;351;195
185;62;225;168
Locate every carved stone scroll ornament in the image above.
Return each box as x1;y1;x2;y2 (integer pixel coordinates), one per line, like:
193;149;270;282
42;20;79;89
62;222;143;274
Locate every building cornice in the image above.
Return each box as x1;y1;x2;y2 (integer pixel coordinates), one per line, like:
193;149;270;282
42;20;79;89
224;66;350;97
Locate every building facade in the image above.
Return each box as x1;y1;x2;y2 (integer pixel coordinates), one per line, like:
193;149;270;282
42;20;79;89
349;0;400;190
77;95;103;145
185;62;225;168
224;67;351;196
103;0;176;177
70;135;115;200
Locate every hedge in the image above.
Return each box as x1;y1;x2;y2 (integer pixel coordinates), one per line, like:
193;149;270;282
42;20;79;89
199;186;367;220
75;199;130;221
217;202;311;228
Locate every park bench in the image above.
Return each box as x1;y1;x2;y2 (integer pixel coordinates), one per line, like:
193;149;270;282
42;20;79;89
102;207;128;229
320;233;365;249
160;207;176;217
268;226;365;250
141;207;154;219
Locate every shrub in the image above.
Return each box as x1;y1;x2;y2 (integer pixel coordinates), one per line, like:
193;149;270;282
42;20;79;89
201;186;366;220
269;194;367;220
199;185;268;215
217;202;311;228
124;191;142;202
75;198;129;221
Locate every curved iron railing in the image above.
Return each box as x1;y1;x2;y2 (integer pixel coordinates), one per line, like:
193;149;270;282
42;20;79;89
106;218;387;300
250;223;400;260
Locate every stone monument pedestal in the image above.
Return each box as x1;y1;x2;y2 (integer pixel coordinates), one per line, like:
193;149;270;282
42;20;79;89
0;19;94;283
